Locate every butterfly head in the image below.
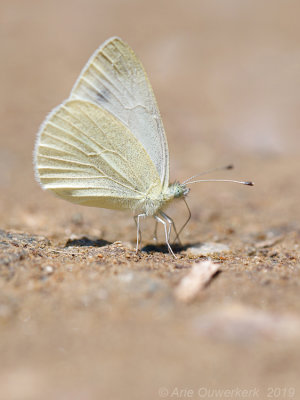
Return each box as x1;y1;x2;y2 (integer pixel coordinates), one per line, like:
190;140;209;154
170;182;190;199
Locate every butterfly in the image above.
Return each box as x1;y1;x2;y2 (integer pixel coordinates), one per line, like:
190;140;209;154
34;37;253;257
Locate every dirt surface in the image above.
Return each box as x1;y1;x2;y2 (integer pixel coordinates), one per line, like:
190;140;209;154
1;1;300;399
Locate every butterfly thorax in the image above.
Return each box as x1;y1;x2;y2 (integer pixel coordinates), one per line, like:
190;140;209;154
138;182;189;216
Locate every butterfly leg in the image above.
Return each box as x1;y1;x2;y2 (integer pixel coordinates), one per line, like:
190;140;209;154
173;198;191;244
134;213;146;253
159;211;182;246
155;215;176;258
152;220;158;242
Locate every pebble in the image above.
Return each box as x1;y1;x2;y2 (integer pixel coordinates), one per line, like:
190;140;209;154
175;261;220;302
43;265;54;274
187;242;230;256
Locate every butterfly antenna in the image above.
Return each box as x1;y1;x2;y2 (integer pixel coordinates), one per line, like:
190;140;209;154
174;198;192;243
185;179;254;186
182;164;234;184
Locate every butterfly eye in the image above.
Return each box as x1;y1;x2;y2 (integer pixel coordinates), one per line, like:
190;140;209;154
173;184;185;198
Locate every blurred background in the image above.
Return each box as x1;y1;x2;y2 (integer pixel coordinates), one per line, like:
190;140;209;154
0;0;300;399
1;0;299;235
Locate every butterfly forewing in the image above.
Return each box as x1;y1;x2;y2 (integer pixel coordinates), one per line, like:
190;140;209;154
70;37;169;190
35;100;162;210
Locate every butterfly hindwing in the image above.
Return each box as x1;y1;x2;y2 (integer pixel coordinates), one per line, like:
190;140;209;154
35;100;162;210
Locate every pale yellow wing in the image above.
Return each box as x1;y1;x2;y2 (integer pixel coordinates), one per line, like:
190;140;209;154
34;100;162;211
70;37;169;191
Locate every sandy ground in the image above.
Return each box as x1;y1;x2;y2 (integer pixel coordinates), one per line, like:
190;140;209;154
1;1;300;399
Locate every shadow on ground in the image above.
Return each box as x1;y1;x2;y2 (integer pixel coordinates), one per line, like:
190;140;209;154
65;237;111;248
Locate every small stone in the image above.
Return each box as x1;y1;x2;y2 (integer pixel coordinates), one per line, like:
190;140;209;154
187;242;230;256
247;247;256;256
256;235;283;249
174;261;220;302
44;265;54;274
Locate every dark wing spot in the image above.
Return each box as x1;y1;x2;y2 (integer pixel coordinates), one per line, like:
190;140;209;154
96;88;110;104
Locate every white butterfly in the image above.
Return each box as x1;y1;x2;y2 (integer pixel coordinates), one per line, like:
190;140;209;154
34;37;252;257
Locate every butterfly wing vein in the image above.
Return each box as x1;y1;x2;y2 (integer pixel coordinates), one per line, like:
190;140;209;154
35;100;162;211
70;37;169;189
35;37;169;214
